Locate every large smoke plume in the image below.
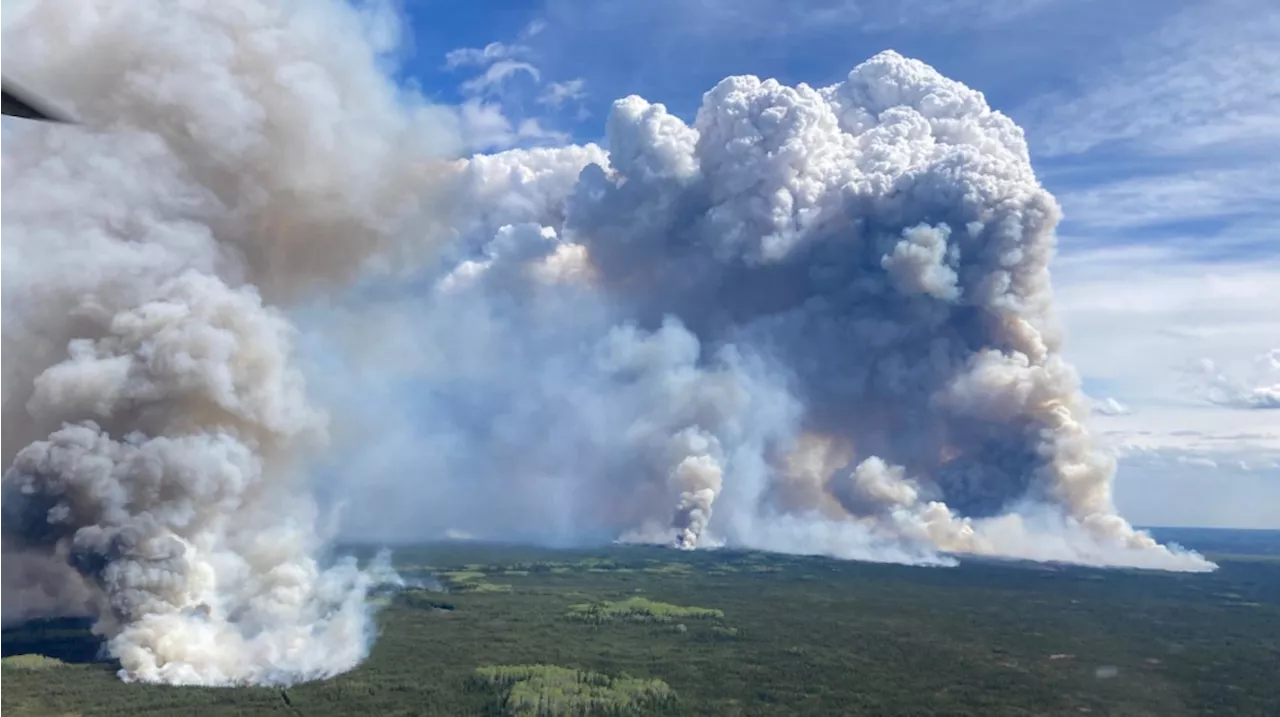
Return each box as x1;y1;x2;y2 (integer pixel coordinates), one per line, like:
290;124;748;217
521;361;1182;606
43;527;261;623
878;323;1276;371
2;0;454;685
3;0;1212;690
314;52;1213;574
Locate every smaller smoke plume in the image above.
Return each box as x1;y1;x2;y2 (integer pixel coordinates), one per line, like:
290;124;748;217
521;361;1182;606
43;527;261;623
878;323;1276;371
668;429;726;550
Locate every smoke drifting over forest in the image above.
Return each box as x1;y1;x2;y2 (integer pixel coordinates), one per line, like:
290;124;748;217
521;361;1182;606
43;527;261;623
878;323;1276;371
2;0;1211;689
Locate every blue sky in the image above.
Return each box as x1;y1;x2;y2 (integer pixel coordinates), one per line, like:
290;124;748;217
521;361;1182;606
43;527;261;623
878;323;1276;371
380;0;1278;528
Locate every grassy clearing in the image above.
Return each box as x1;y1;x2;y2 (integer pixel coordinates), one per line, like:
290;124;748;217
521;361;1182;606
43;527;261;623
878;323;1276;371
2;654;69;670
565;596;724;625
439;569;512;593
473;664;676;716
642;562;694;575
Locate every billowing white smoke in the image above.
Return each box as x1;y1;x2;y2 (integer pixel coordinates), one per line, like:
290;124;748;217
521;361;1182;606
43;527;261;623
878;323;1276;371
318;52;1213;573
2;0;455;685
4;4;1215;688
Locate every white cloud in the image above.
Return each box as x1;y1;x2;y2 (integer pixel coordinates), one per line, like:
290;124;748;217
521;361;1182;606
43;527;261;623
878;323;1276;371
1052;242;1280;527
450;100;568;152
539;78;586;107
1021;0;1280;316
520;19;547;39
1053;244;1280;410
1054;165;1279;235
442;25;585;151
1096;411;1280;463
452;100;520;151
514;117;570;146
1191;351;1280;410
444;41;528;69
1093;397;1130;416
460;60;542;95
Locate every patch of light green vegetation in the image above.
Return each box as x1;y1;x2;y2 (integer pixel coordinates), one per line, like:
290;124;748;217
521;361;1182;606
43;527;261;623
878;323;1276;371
642;561;693;575
440;570;511;594
474;664;675;717
711;625;741;639
441;570;487;583
566;596;724;625
458;582;512;594
2;654;68;670
491;561;570;573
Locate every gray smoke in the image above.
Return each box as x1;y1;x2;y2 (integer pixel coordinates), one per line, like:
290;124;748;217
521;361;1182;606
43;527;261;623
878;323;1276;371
2;0;454;685
315;52;1212;572
0;539;99;624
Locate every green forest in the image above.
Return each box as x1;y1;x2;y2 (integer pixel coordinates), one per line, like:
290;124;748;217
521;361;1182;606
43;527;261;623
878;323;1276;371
4;533;1278;716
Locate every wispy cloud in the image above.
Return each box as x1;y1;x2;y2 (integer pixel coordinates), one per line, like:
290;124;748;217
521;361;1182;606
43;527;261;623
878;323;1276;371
460;60;542;96
539;78;586;107
519;19;547;39
444;41;529;70
812;0;1064;32
1051;240;1280;526
1054;244;1280;402
544;0;1066;40
1022;1;1280;159
1093;397;1131;416
439;19;583;152
451;99;568;152
1038;0;1280;447
1190;351;1280;410
1055;165;1279;235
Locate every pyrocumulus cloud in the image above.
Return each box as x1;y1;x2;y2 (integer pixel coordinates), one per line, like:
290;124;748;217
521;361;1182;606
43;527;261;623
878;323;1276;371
311;51;1214;575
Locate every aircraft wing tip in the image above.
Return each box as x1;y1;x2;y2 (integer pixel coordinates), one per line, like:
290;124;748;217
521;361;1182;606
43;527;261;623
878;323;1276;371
1;81;75;123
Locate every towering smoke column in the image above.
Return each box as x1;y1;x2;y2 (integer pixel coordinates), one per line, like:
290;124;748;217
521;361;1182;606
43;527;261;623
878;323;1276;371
330;53;1212;572
2;0;456;685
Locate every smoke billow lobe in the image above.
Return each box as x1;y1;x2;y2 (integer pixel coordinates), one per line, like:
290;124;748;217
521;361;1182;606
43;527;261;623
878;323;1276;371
2;0;453;686
327;52;1212;573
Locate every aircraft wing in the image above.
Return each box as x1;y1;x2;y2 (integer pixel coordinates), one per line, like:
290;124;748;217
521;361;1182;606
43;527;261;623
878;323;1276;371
0;77;73;122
